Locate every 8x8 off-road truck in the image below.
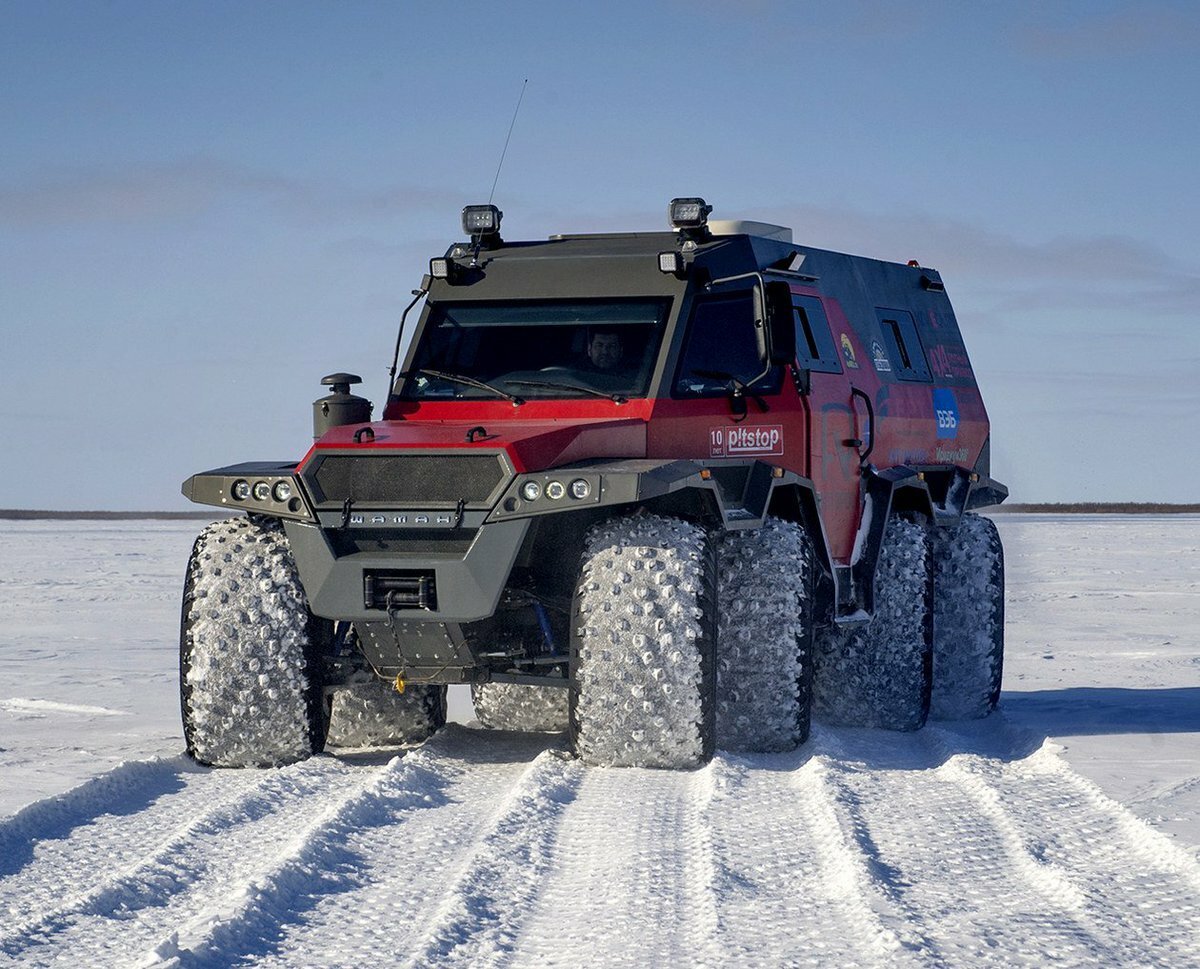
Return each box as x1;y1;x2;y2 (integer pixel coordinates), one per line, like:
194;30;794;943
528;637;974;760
180;198;1007;769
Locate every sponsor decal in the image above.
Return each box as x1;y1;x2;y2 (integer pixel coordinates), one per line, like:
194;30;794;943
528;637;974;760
871;341;891;372
840;333;859;369
888;447;931;465
928;343;975;379
709;425;784;457
936;446;969;463
933;388;960;439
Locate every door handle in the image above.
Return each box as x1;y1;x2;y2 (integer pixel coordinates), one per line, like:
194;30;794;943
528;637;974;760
848;387;875;465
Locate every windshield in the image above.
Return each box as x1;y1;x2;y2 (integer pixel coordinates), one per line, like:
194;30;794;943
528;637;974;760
398;298;671;400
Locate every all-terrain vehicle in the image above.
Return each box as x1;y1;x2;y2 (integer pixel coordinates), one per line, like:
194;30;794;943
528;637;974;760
180;198;1007;769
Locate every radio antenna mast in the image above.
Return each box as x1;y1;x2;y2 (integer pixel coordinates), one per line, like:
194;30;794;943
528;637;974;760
488;78;528;205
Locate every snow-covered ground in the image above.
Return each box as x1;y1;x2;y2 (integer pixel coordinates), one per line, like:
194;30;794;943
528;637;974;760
0;515;1197;967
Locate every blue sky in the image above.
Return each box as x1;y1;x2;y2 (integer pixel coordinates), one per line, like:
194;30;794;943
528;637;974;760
2;1;1197;508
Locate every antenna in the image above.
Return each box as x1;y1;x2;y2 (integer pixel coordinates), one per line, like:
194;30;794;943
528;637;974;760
488;78;528;206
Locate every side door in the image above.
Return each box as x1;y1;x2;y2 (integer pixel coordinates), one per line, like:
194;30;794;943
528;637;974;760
647;287;807;510
791;292;864;566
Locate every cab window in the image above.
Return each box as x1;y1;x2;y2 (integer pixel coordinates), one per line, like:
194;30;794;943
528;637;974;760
793;296;842;374
875;308;932;382
674;292;781;397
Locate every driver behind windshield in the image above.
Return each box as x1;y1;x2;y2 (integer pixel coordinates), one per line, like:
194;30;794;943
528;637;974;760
582;328;624;373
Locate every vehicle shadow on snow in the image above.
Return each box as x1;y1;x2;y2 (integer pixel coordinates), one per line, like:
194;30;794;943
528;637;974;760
785;687;1200;774
1000;686;1200;737
748;716;1046;772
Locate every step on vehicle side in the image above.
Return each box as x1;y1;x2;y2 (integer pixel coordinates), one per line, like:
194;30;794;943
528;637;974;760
180;198;1008;769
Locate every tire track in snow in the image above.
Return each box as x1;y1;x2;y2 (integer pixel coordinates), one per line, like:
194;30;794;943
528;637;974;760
808;728;949;966
0;757;199;882
0;763;282;953
694;744;907;968
244;727;575;969
2;754;378;968
813;724;1124;966
929;721;1200;965
814;720;1200;967
137;728;505;968
506;763;724;969
399;747;583;968
785;738;919;967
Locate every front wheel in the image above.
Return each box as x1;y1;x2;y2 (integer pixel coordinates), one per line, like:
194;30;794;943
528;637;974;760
570;513;716;768
180;517;327;767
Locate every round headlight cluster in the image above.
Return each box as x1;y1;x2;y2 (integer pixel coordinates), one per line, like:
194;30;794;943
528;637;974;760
230;478;294;504
520;477;593;502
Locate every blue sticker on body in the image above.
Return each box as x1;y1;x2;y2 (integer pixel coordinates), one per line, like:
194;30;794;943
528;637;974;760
933;388;959;439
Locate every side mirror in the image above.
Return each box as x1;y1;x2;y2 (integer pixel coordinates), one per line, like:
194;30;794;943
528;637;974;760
765;281;796;365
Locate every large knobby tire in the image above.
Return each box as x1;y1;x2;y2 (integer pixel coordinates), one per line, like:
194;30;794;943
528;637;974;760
930;513;1005;720
325;679;447;748
716;518;814;752
471;682;569;732
181;516;327;768
570;513;716;769
812;517;932;731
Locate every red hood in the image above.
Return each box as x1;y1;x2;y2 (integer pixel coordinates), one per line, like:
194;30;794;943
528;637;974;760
306;417;647;474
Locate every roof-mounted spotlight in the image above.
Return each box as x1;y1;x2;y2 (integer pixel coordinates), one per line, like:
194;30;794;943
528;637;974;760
429;256;453;280
462;204;503;248
668;197;712;236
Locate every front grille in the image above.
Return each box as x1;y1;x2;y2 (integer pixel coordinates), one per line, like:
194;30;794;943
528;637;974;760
308;452;508;507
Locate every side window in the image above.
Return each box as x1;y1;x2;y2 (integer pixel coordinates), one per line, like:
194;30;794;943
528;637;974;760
793;296;842;374
674;292;781;397
875;308;931;382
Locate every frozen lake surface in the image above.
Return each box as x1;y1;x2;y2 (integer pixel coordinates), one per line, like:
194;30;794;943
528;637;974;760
0;515;1197;966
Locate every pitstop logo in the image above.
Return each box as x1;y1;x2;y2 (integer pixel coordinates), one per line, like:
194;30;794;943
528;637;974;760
709;425;784;457
932;388;960;439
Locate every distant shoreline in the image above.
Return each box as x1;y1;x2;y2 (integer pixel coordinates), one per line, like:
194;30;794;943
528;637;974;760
2;503;1198;521
0;510;218;520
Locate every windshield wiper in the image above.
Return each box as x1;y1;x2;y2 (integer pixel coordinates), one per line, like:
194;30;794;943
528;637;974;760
503;379;628;404
397;368;524;405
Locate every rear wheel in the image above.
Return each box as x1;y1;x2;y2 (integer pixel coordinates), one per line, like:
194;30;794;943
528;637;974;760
715;518;814;752
180;516;327;767
326;679;446;748
570;513;716;768
471;682;569;732
812;517;932;731
930;513;1005;720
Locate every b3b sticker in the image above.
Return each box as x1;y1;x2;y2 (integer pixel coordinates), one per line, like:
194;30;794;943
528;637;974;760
710;425;784;457
932;388;959;439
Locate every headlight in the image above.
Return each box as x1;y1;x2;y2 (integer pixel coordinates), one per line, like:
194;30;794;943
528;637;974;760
231;479;250;501
252;481;271;501
545;481;566;500
569;478;591;499
521;481;542;501
273;480;293;502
